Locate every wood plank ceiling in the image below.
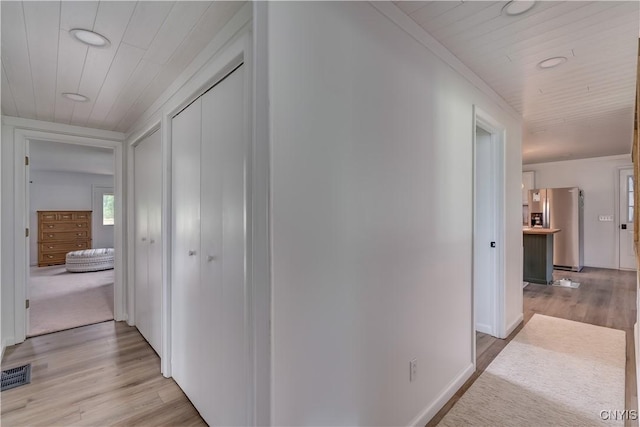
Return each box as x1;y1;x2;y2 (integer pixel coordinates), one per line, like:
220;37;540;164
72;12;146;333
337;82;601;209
1;1;244;133
395;1;640;164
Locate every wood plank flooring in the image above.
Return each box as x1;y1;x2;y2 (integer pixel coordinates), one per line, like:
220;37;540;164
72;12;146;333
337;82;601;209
2;267;636;426
1;321;205;426
428;267;638;427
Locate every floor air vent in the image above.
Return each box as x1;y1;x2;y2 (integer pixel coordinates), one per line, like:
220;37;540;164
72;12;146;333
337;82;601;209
1;364;31;391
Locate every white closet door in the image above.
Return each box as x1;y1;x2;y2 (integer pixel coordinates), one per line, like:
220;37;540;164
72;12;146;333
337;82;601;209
200;64;247;426
134;129;162;354
134;137;150;345
171;98;203;408
146;130;163;353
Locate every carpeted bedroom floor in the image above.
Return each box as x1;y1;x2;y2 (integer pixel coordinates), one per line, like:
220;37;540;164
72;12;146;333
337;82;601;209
28;265;114;337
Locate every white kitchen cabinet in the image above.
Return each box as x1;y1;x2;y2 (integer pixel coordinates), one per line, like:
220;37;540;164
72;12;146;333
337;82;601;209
134;129;162;354
522;171;535;205
171;64;248;426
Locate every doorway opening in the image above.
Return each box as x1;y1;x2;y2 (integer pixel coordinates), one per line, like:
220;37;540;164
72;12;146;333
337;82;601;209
472;107;506;365
26;140;116;337
9;125;125;346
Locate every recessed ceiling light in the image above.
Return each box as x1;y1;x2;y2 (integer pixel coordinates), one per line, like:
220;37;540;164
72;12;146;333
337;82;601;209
537;56;568;69
69;29;110;48
502;0;536;16
62;93;89;102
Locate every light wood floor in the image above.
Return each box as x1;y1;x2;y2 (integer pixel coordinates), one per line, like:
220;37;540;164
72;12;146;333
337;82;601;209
2;268;636;426
1;321;205;426
428;267;638;427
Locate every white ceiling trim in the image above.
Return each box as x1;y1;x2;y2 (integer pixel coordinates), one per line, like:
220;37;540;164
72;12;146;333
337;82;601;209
369;1;521;122
524;153;631;168
2;115;125;142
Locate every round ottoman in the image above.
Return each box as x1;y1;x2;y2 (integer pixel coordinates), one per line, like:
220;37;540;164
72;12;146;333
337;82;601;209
65;248;115;273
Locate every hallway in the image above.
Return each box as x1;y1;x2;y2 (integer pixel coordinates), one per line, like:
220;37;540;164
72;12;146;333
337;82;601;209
429;267;637;426
2;268;636;426
1;321;204;426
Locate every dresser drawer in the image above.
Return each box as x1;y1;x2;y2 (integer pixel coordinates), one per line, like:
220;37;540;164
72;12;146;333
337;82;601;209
38;252;68;266
40;241;90;253
40;221;89;231
74;212;91;220
40;230;90;241
40;212;77;221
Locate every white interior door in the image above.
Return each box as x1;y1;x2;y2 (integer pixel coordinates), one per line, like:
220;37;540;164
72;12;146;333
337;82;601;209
146;130;163;353
171;97;203;409
200;64;247;425
619;168;636;270
171;64;248;426
474;127;495;335
134;129;162;353
134;138;150;346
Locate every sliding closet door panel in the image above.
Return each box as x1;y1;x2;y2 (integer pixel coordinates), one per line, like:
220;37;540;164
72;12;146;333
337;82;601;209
146;129;163;354
134;138;150;345
171;98;202;407
200;64;247;426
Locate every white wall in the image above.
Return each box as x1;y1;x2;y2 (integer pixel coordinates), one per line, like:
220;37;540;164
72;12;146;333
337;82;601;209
29;171;114;265
268;2;522;426
525;155;632;269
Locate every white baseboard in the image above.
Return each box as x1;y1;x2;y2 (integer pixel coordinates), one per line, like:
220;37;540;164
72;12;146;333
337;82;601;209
504;314;523;339
408;363;474;427
635;322;639;414
475;323;492;335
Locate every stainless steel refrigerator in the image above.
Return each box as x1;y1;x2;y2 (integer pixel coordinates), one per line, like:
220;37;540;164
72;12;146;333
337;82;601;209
528;187;584;271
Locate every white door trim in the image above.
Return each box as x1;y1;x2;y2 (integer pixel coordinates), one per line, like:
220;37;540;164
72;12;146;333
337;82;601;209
12;127;125;344
472;106;507;366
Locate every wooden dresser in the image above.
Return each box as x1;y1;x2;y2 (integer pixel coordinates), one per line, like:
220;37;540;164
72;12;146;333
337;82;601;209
38;210;92;267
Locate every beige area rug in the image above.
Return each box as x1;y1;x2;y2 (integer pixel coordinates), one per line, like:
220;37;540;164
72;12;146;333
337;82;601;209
29;265;114;337
439;314;626;426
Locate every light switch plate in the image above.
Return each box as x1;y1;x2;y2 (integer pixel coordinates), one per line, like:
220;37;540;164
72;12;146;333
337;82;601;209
598;215;614;222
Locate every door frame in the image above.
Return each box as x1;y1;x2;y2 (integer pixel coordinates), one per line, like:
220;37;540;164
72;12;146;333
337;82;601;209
617;166;636;270
10;125;125;344
472;106;507;365
126;27;269;424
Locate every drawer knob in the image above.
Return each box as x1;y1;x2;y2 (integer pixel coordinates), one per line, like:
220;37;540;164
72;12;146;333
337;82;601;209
77;224;82;227
48;246;53;249
47;255;53;259
48;234;53;238
77;233;82;236
48;225;54;228
77;244;83;247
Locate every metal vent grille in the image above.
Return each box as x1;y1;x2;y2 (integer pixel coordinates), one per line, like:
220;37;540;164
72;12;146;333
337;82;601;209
1;364;31;391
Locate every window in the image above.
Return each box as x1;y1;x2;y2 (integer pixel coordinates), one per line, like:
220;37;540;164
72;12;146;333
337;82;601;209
628;175;634;223
103;194;115;225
